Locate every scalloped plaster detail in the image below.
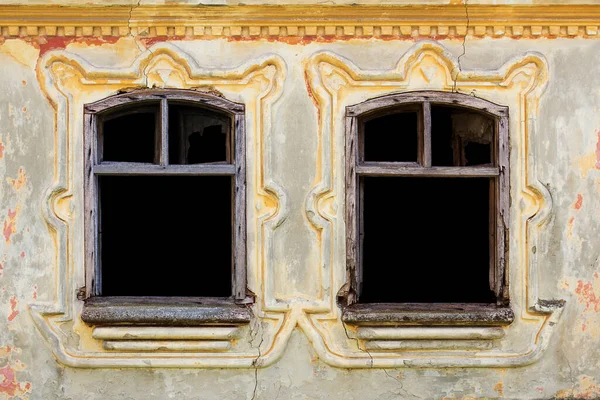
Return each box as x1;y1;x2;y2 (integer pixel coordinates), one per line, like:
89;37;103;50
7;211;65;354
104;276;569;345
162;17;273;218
29;42;297;368
301;41;564;368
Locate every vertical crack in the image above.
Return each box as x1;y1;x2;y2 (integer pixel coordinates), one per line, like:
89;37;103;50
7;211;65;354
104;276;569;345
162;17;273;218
453;0;470;93
128;0;153;87
248;307;264;400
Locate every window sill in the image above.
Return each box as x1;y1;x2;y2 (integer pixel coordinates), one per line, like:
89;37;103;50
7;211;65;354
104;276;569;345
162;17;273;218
81;296;253;326
341;303;514;326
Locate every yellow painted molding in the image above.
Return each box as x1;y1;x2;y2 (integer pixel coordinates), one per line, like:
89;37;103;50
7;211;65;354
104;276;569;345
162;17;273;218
1;4;600;39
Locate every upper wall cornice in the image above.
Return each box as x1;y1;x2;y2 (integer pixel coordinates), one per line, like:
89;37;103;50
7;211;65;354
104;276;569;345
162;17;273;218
1;4;600;39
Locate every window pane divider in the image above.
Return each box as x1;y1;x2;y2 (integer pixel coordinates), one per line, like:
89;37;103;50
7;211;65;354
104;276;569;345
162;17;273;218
159;98;169;166
93;163;236;176
356;165;499;177
422;100;432;167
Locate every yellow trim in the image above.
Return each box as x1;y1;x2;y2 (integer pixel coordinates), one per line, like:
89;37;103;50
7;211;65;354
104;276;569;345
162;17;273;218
1;4;600;38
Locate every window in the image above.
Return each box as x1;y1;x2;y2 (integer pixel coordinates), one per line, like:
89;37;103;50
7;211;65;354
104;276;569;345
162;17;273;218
342;91;512;324
82;90;250;325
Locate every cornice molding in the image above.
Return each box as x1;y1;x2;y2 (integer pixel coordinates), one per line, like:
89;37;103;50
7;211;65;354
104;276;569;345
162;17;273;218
1;5;600;39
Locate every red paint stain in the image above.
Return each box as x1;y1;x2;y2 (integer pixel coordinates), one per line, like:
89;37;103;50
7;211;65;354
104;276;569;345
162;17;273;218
574;194;583;210
7;296;18;322
0;140;4;160
0;263;3;276
32;285;37;300
138;36;185;48
19;252;24;258
595;130;600;169
575;279;600;312
36;36;121;57
3;208;17;243
0;363;30;398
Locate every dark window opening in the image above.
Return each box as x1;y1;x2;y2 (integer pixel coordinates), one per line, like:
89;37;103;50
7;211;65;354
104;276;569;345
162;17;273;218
360;177;495;303
84;91;247;303
102;108;158;163
345;92;509;311
100;175;232;297
363;112;418;162
168;104;230;165
431;105;493;167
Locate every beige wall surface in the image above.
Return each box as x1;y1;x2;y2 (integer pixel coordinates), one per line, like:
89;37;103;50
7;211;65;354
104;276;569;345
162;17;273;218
1;3;600;399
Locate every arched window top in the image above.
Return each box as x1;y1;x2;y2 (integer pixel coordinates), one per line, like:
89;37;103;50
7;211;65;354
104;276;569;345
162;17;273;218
84;89;244;166
346;90;508;119
84;89;244;115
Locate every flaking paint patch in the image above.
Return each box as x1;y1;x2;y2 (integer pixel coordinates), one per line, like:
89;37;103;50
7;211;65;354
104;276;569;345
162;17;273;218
2;208;18;243
562;273;600;336
577;130;600;178
567;194;583;239
494;381;504;397
555;375;600;399
0;346;30;398
0;39;39;69
7;168;27;191
36;36;122;57
7;296;18;322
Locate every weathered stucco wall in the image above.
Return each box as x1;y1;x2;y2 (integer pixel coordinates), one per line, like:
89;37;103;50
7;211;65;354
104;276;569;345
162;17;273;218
1;3;600;398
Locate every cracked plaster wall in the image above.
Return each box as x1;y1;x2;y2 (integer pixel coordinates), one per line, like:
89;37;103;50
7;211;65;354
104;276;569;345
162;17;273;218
0;28;600;400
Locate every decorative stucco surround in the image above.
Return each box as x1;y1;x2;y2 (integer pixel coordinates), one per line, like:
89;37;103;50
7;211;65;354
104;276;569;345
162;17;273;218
304;41;564;367
24;4;568;367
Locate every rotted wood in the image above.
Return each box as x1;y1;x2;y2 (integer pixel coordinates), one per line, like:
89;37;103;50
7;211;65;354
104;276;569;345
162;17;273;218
81;297;252;326
342;303;515;326
356;165;499;177
93;163;236;176
84;89;244;114
233;113;247;301
346;91;508;119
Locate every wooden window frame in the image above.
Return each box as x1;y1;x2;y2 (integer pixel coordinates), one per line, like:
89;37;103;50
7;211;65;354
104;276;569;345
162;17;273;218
343;91;510;316
83;89;248;304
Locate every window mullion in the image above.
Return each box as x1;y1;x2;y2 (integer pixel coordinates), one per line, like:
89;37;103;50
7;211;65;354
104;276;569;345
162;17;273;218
422;101;432;167
159;98;169;166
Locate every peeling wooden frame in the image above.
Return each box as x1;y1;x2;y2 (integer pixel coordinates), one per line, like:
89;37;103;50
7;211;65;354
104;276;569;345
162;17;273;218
84;89;248;303
343;91;510;317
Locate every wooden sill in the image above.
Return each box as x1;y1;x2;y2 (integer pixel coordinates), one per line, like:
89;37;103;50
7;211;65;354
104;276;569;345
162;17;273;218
341;303;514;326
82;296;253;326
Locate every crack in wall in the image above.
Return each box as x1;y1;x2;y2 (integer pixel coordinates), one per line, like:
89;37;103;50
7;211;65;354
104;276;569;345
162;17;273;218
340;309;373;368
452;0;470;93
128;0;153;87
249;307;265;400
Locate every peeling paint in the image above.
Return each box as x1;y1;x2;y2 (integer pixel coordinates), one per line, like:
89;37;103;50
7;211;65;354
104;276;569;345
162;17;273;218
494;381;504;397
2;208;18;244
0;347;31;399
555;375;600;399
36;35;122;57
7;296;19;322
7;168;27;191
575;274;600;313
574;193;583;210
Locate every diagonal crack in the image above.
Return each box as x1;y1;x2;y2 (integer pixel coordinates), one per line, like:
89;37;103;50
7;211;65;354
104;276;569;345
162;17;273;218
341;309;374;368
